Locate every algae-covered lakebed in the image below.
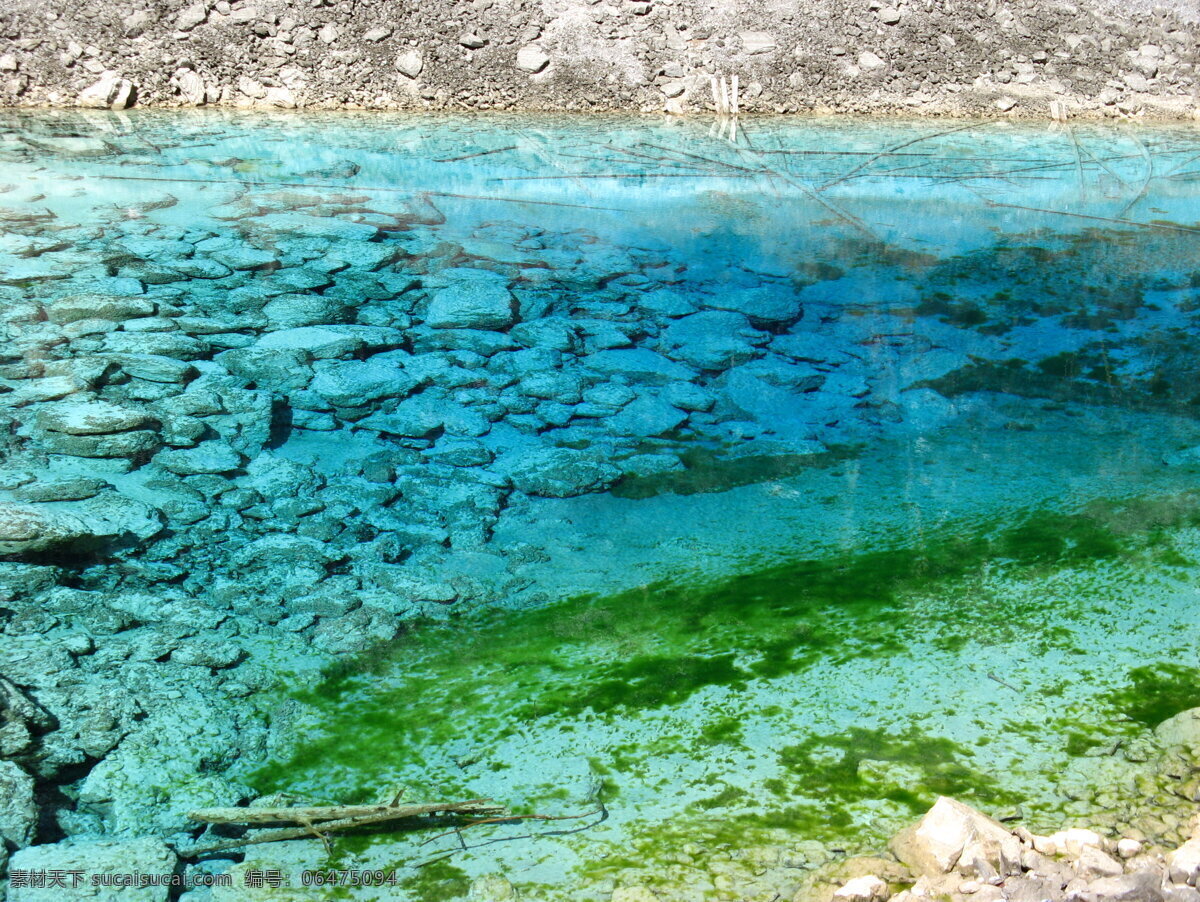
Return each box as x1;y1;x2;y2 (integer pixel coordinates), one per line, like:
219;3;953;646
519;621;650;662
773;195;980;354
245;483;1200;898
8;112;1200;900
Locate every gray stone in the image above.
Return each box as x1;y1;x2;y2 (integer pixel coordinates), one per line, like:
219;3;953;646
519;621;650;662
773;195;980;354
176;3;207;30
255;326;365;359
507;448;620;497
396;49;424;78
0;760;36;847
36;400;153;435
76;74;136;110
604;395;687;437
37;429;160;459
662;311;766;370
46;294;153;325
426;274;517;330
584;349;694;385
12;477;107;503
112;354;197;383
310;360;420;407
516;45;550;73
218;347;312;392
708;284;802;325
155;442;243;475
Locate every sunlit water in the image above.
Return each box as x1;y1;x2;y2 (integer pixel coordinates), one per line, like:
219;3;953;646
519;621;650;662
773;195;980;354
3;111;1200;900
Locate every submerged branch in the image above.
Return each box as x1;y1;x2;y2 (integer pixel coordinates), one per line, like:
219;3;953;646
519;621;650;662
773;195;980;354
183;798;508;856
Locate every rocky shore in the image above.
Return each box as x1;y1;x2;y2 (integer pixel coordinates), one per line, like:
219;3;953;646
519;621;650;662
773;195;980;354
3;0;1200;119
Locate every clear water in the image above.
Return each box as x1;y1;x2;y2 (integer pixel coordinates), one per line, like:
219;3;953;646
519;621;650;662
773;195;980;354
3;111;1200;900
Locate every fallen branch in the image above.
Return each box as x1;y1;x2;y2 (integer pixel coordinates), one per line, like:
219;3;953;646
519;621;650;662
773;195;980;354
418;804;607;846
184;798;507;856
187;798;502;826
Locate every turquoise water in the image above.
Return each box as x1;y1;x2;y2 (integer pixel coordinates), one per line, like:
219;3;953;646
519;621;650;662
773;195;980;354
2;112;1200;900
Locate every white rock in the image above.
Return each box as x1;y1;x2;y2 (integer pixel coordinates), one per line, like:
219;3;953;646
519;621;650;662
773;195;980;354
834;874;889;902
0;53;17;72
363;26;392;42
740;31;777;54
858;51;886;71
879;6;902;23
1076;844;1124;880
1047;827;1106;857
396;49;424;79
890;797;1021;878
516;45;550;73
77;73;135;110
318;23;339;44
264;86;295;108
1117;838;1143;860
177;69;206;105
176;2;208;31
1169;837;1200;885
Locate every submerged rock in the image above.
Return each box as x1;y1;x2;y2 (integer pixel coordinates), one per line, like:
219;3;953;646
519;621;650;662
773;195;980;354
0;503;111;555
426;272;518;330
36;400;154;435
507;448;620;497
8;838;177;901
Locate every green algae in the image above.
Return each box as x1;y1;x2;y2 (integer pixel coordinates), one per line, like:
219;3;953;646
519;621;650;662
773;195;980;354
775;727;1018;814
610;447;848;500
402;860;471;902
244;489;1200;878
1104;663;1200;728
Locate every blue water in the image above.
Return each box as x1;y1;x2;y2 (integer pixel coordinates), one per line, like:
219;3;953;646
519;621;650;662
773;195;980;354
3;111;1200;900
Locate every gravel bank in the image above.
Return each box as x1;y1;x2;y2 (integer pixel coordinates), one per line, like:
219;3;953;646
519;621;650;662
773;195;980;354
2;0;1200;118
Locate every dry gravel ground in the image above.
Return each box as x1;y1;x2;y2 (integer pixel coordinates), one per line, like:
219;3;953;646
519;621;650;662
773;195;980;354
0;0;1199;119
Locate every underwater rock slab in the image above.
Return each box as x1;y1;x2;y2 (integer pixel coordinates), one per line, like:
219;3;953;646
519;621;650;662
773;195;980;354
8;838;177;901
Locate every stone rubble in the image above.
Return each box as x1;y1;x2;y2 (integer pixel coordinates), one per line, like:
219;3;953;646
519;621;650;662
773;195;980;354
1;0;1200;118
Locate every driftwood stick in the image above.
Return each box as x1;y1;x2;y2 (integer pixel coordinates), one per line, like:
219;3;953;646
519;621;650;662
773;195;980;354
187;798;504;826
185;800;509;857
418;804;607;847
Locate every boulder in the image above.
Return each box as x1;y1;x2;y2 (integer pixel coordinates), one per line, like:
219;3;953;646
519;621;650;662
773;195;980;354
36;429;160;459
35;400;153;435
310;361;420;407
0;760;36;847
1157;708;1200;752
603;395;687;437
507;448;620;497
708;284;802;325
155;442;243;475
426;274;517;330
1079;871;1165;902
76;74;136;110
516;45;550;73
396;49;424;78
889;797;1021;878
0;503;113;555
662;311;767;371
45;294;154;325
833;875;889;902
584;348;694;385
1169;837;1200;885
8;838;177;901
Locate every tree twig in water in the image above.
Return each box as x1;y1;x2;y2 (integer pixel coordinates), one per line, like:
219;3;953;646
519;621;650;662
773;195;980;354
183;799;507;856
